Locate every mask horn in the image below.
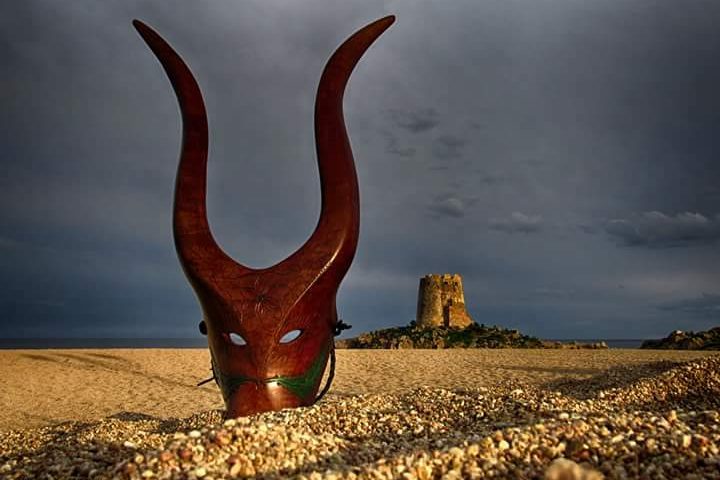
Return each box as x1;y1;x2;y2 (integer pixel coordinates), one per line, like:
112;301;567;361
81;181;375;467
132;20;251;284
275;15;395;289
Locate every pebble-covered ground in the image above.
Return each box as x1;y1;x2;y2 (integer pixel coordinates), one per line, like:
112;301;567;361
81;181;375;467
1;354;719;479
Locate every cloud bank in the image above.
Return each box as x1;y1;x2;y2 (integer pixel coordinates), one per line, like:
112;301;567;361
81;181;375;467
659;293;720;317
489;212;543;234
605;212;720;248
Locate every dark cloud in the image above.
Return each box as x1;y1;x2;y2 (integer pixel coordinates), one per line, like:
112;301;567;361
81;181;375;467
478;174;509;186
387;143;416;157
432;134;467;159
577;224;599;234
2;0;720;340
0;237;21;250
387;108;440;133
658;293;720;317
532;288;575;298
604;212;720;248
383;132;416;158
489;212;543;234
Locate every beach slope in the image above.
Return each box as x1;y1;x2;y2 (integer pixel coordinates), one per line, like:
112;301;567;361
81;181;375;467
1;349;718;478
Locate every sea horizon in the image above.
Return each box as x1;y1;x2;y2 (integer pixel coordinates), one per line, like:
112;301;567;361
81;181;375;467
0;337;647;349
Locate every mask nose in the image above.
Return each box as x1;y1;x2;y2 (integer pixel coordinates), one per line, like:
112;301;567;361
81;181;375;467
224;380;305;418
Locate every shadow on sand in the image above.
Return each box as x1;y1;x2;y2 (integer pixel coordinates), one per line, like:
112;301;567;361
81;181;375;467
540;360;681;400
19;351;214;392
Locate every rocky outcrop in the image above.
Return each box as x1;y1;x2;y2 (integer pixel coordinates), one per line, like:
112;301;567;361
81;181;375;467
540;340;609;350
337;323;539;349
641;327;720;350
416;274;474;329
336;323;609;349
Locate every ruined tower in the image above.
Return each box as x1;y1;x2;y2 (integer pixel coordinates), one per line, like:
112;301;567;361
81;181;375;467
416;274;474;329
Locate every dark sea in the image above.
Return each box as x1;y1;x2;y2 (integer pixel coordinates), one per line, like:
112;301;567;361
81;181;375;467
0;338;646;349
0;338;208;349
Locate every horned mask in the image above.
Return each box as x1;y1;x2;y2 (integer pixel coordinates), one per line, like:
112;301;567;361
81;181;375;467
133;16;394;417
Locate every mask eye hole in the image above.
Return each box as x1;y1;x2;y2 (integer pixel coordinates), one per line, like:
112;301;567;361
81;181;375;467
279;329;302;344
228;332;247;346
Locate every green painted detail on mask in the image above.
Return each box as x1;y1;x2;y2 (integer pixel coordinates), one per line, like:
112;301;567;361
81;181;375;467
211;354;250;403
212;343;330;402
218;372;251;402
271;345;329;400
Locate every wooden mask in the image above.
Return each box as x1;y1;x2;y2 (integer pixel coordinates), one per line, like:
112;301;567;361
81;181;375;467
133;16;394;417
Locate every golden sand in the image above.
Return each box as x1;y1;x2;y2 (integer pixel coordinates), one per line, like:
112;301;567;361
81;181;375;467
2;349;720;479
0;348;715;431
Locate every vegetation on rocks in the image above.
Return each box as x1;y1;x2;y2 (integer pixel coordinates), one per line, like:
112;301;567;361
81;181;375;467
336;322;608;349
641;326;720;350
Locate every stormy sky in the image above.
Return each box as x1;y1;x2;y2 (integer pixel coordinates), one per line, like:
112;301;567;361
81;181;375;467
2;0;719;341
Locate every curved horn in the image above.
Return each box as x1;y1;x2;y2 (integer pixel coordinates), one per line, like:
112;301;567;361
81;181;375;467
279;16;395;284
132;20;249;282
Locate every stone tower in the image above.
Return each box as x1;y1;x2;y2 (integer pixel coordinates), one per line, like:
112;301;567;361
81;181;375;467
416;274;474;329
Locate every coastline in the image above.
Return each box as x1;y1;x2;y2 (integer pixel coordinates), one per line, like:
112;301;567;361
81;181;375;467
0;337;647;350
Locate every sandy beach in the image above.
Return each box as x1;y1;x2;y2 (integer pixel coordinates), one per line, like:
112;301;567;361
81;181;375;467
1;348;719;478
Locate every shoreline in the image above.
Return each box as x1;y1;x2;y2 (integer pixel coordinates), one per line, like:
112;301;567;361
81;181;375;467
0;340;648;350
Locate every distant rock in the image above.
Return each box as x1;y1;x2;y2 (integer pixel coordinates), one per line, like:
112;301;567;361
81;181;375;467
336;323;608;349
539;340;608;350
641;327;720;350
